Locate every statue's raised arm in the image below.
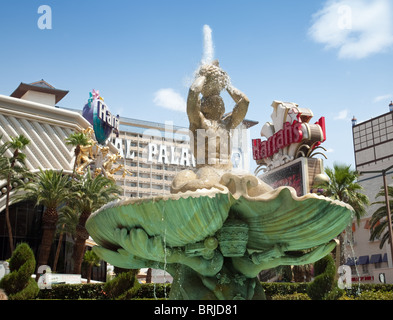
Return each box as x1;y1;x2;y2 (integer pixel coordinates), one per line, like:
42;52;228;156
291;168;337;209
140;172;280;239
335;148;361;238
225;84;250;129
187;75;205;129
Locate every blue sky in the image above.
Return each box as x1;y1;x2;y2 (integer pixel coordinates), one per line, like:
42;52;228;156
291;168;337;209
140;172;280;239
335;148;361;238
1;0;393;172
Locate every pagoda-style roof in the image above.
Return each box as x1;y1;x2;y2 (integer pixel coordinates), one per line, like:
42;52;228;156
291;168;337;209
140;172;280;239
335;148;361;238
10;79;69;104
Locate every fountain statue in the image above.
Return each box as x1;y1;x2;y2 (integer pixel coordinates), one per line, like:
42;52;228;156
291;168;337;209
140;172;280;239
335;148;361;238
86;27;354;300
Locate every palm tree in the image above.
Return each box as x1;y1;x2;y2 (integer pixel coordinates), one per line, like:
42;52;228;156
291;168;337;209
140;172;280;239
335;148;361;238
70;169;121;274
369;185;393;248
16;169;73;275
53;206;79;272
315;163;369;223
65;131;91;176
313;163;369;265
83;250;100;283
1;135;30;254
0;136;10;177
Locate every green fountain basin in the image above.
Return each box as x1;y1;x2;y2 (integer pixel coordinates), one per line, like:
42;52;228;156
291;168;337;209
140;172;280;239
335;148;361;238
86;173;353;300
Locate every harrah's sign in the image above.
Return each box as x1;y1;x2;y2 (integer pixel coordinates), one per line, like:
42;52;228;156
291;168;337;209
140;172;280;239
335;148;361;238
252;101;326;165
253;121;303;160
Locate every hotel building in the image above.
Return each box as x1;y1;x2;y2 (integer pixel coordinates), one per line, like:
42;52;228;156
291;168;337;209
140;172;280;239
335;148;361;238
111;116;256;199
349;104;393;283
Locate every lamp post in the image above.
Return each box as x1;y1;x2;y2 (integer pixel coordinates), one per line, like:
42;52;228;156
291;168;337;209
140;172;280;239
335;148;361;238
360;164;393;265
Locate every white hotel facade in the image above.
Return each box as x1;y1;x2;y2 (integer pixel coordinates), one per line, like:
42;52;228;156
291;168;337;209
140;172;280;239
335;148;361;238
112;116;256;198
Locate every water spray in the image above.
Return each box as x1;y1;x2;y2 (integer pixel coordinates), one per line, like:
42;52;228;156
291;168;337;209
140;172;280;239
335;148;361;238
202;24;214;65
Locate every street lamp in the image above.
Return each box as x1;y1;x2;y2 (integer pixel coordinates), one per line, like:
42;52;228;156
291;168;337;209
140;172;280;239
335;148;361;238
360;164;393;265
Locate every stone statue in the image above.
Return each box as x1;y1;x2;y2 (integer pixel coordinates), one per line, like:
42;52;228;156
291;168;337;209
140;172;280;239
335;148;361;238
187;60;249;170
171;61;250;194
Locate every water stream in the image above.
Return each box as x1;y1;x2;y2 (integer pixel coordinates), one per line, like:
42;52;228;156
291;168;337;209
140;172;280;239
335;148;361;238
202;24;214;65
343;225;361;296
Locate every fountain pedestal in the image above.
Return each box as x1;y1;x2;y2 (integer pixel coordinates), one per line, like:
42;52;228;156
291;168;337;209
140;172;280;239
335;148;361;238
170;262;266;300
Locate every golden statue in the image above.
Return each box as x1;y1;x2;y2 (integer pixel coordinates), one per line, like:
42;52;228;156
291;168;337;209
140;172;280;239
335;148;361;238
75;127;96;175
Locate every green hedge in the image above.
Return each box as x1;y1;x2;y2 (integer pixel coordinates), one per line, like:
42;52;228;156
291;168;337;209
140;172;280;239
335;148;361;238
37;283;107;300
35;282;393;300
262;282;308;299
345;283;393;298
132;283;171;299
37;282;170;300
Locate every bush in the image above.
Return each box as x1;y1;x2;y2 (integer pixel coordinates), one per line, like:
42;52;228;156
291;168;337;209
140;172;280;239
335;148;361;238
33;280;393;300
307;254;336;300
37;283;107;300
355;290;393;300
272;293;311;300
0;243;39;300
262;282;308;300
345;283;393;298
132;283;171;299
103;270;141;300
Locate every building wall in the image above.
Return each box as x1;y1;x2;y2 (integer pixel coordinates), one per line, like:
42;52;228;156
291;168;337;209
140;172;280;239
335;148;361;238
112;122;193;198
21;91;56;107
0;93;91;271
0;94;90;212
353;112;393;168
350;110;393;284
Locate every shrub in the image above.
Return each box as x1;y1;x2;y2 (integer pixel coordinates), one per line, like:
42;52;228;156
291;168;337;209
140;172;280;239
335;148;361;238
355;290;393;300
272;293;311;300
33;281;393;300
262;282;308;300
37;283;107;300
103;270;141;300
0;243;39;300
307;254;336;300
345;283;393;298
132;283;171;299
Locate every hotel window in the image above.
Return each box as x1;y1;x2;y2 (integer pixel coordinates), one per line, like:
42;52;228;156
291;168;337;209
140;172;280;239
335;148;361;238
350;265;357;276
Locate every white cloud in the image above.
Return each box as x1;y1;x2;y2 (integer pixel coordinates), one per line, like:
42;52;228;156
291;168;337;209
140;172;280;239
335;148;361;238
334;109;349;120
153;88;186;112
309;0;393;59
373;94;392;103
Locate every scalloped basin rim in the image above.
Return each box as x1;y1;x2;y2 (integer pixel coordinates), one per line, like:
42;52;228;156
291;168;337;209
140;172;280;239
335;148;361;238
90;186;230;218
86;185;354;253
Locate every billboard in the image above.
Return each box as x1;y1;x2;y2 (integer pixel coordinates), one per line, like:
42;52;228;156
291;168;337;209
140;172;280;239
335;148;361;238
260;159;304;196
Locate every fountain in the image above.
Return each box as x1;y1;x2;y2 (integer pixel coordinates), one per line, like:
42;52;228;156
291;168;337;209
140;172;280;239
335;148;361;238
85;26;354;300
